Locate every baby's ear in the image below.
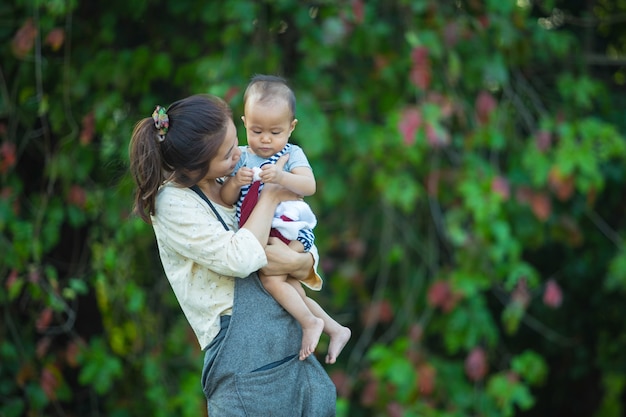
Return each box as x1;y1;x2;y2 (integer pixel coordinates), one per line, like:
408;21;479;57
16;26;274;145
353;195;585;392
241;115;246;126
290;118;298;131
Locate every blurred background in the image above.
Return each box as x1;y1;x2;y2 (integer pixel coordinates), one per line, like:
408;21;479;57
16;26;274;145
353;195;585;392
2;0;626;416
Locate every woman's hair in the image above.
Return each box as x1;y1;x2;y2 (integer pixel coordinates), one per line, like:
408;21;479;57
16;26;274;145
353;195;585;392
243;74;296;120
129;94;232;223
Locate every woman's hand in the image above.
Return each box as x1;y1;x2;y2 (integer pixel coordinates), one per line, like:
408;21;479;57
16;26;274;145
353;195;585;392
261;237;314;279
259;182;301;205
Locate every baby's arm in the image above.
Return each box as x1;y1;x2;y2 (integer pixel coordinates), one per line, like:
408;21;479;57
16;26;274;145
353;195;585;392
260;165;316;196
220;167;255;205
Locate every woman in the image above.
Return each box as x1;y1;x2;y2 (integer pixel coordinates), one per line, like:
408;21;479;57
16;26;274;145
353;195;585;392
129;94;336;416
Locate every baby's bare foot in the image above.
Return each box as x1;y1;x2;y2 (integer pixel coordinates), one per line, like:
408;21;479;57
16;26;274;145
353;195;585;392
325;326;351;364
299;317;324;361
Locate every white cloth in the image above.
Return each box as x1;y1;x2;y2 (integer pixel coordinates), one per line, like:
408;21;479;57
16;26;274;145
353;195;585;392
271;201;317;241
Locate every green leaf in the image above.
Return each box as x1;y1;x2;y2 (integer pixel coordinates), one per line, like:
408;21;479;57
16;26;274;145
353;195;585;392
605;249;626;293
78;338;123;395
487;372;535;417
511;350;548;386
2;397;25;417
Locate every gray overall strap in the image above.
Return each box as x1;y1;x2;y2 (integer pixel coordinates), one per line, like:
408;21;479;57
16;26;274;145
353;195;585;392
204;274;336;416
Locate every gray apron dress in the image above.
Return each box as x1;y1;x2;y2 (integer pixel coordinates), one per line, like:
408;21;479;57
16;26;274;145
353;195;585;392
192;186;336;416
201;274;337;416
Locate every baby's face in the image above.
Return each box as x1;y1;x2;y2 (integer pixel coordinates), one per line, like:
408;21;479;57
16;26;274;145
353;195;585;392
242;98;297;159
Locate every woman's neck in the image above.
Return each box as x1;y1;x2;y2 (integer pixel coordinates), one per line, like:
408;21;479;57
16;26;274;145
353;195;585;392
196;178;225;204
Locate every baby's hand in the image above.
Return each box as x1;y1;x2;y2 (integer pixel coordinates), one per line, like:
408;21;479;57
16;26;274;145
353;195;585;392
234;167;254;186
260;163;283;184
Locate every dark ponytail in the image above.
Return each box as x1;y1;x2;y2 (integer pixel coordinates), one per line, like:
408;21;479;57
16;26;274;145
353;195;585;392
129;94;232;223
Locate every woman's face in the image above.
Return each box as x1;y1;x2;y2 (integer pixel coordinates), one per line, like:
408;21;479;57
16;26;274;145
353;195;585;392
206;119;241;179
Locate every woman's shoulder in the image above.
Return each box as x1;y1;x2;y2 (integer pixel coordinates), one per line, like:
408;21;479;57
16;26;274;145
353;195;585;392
158;182;191;198
157;183;208;208
157;182;236;221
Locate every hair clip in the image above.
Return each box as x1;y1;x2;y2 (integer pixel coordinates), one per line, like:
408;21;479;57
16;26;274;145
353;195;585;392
152;105;169;142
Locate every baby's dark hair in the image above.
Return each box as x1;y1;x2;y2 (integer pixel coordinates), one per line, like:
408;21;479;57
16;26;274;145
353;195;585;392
243;74;296;119
129;94;232;223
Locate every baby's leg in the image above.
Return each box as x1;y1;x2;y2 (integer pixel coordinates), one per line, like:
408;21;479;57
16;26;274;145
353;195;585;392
287;279;351;365
260;272;323;361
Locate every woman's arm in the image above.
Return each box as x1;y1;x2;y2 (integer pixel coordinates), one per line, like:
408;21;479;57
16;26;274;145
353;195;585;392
261;237;315;279
152;186;267;278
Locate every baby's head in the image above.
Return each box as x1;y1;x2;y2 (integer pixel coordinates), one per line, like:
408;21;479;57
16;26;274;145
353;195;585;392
241;75;298;158
243;74;296;121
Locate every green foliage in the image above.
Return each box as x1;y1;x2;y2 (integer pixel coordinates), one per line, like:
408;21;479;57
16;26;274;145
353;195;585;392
77;338;123;395
2;0;626;416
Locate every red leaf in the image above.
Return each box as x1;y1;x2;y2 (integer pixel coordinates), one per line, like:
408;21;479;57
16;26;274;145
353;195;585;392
425;170;440;196
68;185;87;208
36;337;52;359
352;0;365;24
530;192;551;222
5;269;18;290
11;18;38;58
427;280;450;308
427;280;460;312
330;370;351;397
387;402;404;417
346;239;366;259
398;107;421;145
478;15;490;29
361;300;394;327
543;279;563;308
417;363;436;395
491;175;510;200
511;278;530;308
465;347;488;382
548;167;575;201
40;365;61;400
378;300;394;322
374;54;390;73
224;86;240;103
36;308;53;332
409;323;423;343
475;91;497;125
79;112;95;145
45;28;65;51
409;47;431;90
0;141;16;173
443;21;460;47
65;339;81;367
515;185;533;205
360;379;378;406
535;130;552;152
